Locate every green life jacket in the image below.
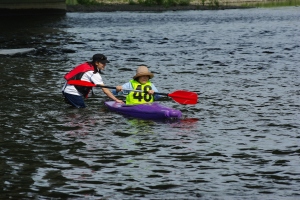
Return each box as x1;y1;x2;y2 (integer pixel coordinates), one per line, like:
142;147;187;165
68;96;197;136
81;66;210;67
126;79;154;105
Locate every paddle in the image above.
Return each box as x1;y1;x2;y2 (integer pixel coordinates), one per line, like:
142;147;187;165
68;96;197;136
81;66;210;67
67;80;198;105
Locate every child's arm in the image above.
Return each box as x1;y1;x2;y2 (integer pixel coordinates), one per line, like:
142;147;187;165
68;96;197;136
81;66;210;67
112;82;132;95
151;84;161;101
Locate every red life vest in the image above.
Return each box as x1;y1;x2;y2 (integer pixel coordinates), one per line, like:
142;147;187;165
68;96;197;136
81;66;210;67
64;62;94;80
64;62;95;98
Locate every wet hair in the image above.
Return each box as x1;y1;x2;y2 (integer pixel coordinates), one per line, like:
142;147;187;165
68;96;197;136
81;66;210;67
87;61;103;74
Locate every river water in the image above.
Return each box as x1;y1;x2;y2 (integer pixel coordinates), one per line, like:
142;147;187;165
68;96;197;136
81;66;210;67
0;7;299;199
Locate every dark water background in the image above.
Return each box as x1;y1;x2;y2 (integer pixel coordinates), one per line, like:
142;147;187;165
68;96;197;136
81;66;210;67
0;7;299;199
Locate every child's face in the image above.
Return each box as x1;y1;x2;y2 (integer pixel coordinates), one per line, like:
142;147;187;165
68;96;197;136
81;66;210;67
138;75;149;84
95;61;106;70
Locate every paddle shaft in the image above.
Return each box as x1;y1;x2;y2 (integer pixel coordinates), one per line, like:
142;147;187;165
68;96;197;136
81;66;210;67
97;85;163;95
67;80;198;104
73;83;147;94
67;80;154;93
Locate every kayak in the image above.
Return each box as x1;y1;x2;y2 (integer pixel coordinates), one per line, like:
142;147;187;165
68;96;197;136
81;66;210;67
104;101;182;120
105;101;182;120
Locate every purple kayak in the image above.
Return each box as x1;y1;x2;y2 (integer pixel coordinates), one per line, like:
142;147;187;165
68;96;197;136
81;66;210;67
104;101;182;120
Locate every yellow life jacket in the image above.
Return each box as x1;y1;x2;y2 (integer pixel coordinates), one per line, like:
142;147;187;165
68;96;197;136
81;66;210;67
126;79;154;105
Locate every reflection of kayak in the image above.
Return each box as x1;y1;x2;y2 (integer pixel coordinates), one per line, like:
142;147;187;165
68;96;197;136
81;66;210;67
104;101;182;120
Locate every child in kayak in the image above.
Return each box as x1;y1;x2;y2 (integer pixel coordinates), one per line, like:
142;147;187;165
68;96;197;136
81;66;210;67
114;65;160;105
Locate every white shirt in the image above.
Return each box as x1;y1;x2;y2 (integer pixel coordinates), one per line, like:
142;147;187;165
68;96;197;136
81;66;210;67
62;71;104;96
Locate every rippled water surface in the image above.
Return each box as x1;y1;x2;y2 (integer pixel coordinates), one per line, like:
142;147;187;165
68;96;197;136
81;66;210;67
1;7;299;199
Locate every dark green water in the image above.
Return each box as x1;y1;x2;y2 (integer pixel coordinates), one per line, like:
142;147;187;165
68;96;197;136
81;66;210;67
0;7;299;199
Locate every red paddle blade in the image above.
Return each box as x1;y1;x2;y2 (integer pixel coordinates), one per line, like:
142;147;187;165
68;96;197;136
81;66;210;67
168;90;198;105
67;80;96;87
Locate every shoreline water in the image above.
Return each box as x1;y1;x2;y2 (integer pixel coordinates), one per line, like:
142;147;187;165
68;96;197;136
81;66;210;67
66;4;251;12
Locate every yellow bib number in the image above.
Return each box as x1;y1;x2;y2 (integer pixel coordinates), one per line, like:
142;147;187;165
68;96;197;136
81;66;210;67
132;85;152;102
126;80;154;105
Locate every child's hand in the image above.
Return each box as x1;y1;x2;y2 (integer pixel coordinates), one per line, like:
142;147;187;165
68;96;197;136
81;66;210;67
115;99;124;104
148;90;155;95
116;86;122;92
